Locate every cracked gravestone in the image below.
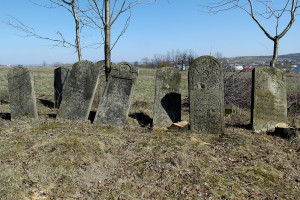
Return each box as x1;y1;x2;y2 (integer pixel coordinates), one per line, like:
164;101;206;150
57;61;100;121
94;62;138;127
7;66;38;120
251;66;287;132
189;56;225;134
153;67;181;128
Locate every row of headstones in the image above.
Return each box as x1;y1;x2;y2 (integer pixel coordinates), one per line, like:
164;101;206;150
153;56;287;134
7;56;287;133
8;61;138;127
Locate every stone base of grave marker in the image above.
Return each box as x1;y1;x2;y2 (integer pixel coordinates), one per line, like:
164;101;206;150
7;66;38;120
251;66;287;133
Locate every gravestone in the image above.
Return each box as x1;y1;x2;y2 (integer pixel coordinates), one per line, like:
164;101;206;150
7;66;38;120
189;56;225;134
251;66;287;132
153;67;181;128
94;62;138;127
54;67;71;108
91;61;117;111
57;61;100;121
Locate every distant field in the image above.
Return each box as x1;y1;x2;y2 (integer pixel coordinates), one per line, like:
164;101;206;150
0;66;299;199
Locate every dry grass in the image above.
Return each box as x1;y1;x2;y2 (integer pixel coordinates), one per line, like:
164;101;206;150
0;66;299;199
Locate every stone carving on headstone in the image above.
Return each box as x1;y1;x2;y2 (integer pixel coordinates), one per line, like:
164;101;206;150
251;66;287;132
94;62;138;127
188;56;225;134
54;67;71;108
57;61;100;121
7;66;38;120
153;67;181;128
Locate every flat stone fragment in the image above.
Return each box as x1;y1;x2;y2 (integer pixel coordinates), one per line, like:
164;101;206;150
188;56;225;134
153;67;181;128
54;67;71;108
57;61;100;121
251;66;287;132
94;62;138;127
7;66;38;120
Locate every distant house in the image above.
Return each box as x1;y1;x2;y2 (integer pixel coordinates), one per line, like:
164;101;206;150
233;65;244;71
291;64;300;73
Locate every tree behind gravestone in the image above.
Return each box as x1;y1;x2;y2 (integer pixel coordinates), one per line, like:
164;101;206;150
153;67;181;129
189;56;225;134
201;0;299;67
7;66;38;120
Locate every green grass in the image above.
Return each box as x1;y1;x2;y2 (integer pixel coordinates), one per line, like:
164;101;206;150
0;66;299;199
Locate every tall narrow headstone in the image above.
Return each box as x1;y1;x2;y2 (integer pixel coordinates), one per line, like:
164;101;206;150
57;61;100;121
94;62;138;127
7;66;38;120
189;56;225;134
251;66;287;132
54;67;71;108
153;67;181;128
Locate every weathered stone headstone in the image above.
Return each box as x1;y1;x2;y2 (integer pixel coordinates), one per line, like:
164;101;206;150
94;62;138;127
153;67;181;128
189;56;225;134
54;67;71;108
91;61;106;110
251;66;287;132
57;61;100;121
91;61;117;111
7;66;38;120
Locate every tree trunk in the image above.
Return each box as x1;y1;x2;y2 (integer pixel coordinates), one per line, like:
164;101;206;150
104;0;111;81
270;38;279;67
72;1;82;61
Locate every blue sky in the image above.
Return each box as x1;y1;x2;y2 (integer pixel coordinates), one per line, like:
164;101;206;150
0;0;299;65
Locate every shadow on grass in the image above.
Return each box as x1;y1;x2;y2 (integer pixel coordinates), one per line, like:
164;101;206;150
89;111;96;123
129;112;153;128
0;113;11;120
0;100;9;104
48;114;57;119
38;99;54;109
226;123;252;130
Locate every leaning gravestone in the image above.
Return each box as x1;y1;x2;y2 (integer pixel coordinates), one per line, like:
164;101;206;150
251;66;287;132
91;61;117;111
54;67;71;108
57;61;100;121
153;67;181;128
189;56;225;134
7;66;38;120
91;61;106;110
94;62;138;127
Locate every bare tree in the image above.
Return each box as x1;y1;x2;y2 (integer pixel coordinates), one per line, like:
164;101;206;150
83;0;154;78
5;0;85;61
201;0;299;67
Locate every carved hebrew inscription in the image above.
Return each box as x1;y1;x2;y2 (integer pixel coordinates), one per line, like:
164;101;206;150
189;56;224;134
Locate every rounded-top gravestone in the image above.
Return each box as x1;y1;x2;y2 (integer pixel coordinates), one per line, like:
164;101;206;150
188;56;225;134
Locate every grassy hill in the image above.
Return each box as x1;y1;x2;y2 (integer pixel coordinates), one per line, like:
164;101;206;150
226;53;300;64
0;67;299;199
